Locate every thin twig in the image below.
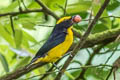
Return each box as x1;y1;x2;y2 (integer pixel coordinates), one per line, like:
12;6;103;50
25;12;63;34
10;16;15;37
64;0;68;15
98;49;120;54
82;16;120;21
21;0;28;10
18;0;23;12
106;67;114;80
0;9;43;17
105;47;118;64
37;24;54;27
86;48;91;56
99;47;118;80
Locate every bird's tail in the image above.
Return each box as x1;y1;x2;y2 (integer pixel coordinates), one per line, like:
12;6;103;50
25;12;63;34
25;57;38;69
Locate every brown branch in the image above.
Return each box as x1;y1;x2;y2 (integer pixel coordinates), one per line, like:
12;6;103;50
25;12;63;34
55;0;110;80
35;0;59;20
0;9;43;17
0;0;59;20
81;28;120;48
0;62;47;80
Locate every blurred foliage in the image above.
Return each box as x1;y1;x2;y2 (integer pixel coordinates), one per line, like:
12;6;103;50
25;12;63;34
0;0;120;80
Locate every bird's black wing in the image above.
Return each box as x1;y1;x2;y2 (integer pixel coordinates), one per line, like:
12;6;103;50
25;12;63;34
31;28;67;63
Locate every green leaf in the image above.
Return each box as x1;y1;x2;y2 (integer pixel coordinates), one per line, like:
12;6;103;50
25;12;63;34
0;53;9;73
71;60;82;65
14;57;31;69
67;0;91;14
65;72;75;80
1;0;18;13
92;23;108;34
70;69;81;78
22;38;29;48
0;24;15;47
107;0;120;11
93;1;111;29
85;67;109;80
43;0;65;11
28;1;41;9
106;41;120;49
18;18;36;30
23;30;37;43
14;29;23;48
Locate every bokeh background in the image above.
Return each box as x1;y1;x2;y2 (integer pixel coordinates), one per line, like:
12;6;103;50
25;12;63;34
0;0;120;80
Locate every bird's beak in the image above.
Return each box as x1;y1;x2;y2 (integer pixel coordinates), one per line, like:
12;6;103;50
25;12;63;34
72;15;82;23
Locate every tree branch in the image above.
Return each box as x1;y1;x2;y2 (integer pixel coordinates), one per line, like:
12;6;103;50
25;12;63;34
0;9;43;17
35;0;59;20
10;16;15;37
0;62;47;80
55;0;110;80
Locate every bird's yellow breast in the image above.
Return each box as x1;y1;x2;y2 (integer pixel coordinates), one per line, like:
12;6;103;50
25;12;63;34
34;27;73;63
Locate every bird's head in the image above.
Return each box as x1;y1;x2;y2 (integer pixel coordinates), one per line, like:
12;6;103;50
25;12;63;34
56;15;82;29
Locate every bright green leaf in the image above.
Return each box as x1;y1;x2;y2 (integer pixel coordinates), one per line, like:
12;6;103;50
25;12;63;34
14;57;31;69
0;24;15;47
67;0;91;14
93;1;111;29
1;0;18;13
0;53;9;73
23;30;37;43
14;29;23;48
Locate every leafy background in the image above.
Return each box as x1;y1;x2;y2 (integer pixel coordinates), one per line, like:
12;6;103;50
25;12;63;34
0;0;120;80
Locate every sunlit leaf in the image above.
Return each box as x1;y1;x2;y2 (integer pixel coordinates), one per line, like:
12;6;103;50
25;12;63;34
1;0;18;13
0;53;9;73
14;57;31;69
67;0;91;14
17;18;36;30
23;30;37;43
65;72;75;80
0;24;15;47
93;1;111;29
14;29;23;48
85;67;109;80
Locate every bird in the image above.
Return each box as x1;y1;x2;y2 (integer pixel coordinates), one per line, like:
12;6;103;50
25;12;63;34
30;15;82;65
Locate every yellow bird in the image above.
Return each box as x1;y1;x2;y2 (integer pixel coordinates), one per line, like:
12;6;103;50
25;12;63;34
30;15;81;64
